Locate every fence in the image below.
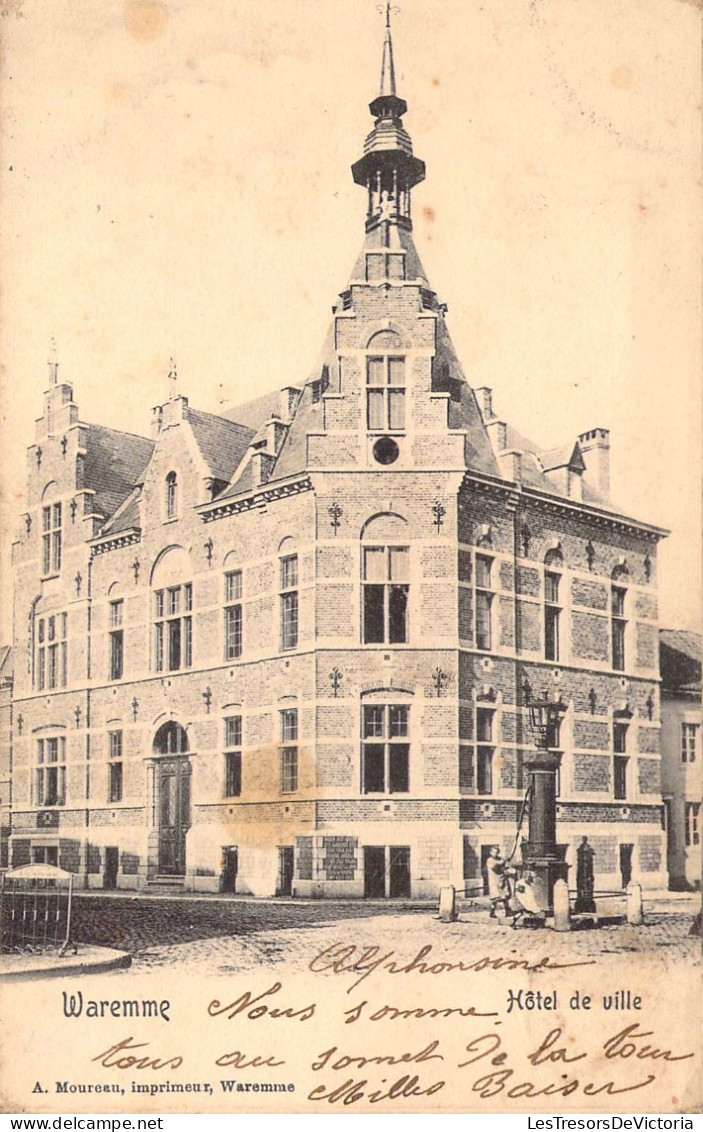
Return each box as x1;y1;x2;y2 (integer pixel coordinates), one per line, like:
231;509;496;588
0;863;76;955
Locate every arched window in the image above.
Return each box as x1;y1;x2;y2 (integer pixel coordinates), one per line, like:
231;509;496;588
366;331;406;433
544;548;564;662
153;721;189;755
361;514;409;645
151;547;193;672
165;472;178;520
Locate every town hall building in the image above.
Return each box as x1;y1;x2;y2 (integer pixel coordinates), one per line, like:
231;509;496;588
7;13;668;898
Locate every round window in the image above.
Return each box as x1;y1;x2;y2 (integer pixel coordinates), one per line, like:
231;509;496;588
372;436;400;465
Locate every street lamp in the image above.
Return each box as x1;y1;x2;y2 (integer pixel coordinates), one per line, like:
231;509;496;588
523;690;568;915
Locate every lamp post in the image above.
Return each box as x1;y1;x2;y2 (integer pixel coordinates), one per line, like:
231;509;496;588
524;691;568;915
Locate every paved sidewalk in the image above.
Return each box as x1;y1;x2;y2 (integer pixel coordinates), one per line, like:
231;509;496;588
0;944;131;981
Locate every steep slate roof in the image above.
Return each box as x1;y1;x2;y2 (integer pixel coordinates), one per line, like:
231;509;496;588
186;406;255;483
660;629;702;694
221;388;298;432
83;425;154;521
99;489;142;537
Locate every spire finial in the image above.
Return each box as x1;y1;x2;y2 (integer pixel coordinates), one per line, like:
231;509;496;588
168;356;178;400
47;336;59;385
378;2;398;98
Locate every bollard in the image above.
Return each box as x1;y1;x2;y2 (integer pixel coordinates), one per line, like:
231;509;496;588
626;882;644;926
553;878;571;932
438;885;458;922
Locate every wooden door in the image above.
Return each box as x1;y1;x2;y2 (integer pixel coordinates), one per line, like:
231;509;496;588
363;846;386;898
389;846;411;898
157;757;191;876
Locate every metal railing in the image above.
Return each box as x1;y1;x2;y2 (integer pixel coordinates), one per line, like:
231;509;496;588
1;864;77;955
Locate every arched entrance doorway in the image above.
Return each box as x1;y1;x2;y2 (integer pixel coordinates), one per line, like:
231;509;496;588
153;722;191;877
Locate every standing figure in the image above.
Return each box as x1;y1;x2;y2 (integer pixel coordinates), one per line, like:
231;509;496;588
486;845;510;918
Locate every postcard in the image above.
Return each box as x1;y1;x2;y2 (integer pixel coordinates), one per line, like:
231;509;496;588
0;0;700;1116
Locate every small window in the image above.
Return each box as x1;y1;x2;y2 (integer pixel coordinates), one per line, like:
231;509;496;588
362;546;409;644
36;737;67;807
361;704;410;794
224;716;242;797
42;502;62;575
165;472;178;520
613;755;628;801
685;802;700;847
475;555;493;651
224;570;243;660
280;556;299;651
280;709;298;793
681;723;698;763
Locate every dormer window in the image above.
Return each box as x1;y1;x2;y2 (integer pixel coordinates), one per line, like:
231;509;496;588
367;357;405;431
165;472;178;520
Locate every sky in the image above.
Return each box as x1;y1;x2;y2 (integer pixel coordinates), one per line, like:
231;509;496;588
0;0;700;644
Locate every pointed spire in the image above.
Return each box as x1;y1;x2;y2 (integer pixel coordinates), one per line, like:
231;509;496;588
168;357;178;400
47;336;59;385
379;2;397;98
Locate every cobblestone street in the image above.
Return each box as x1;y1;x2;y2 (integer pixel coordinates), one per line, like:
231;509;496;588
67;891;701;977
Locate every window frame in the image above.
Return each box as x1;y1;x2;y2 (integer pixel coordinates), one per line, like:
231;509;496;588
224;570;243;661
681;722;698;764
476;706;495;795
36;736;67;807
361;703;410;795
154;582;193;672
611;585;627;672
544;569;561;662
165;472;178;521
224;715;242;798
685;801;700;847
475;553;494;652
362;544;410;645
41;502;62;576
109;599;124;682
366;355;406;433
35;612;68;691
280;555;299;652
108;729;123;804
280;708;299;794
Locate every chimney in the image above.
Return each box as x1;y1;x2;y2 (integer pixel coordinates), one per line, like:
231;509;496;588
498;449;522;485
250;450;275;488
475;387;494;421
266;416;288;455
578;428;610;497
279;387;300;422
486;418;507;453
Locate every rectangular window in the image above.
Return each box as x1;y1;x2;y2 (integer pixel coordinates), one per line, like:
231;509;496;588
108;729;123;803
361;704;410;794
36;613;68;690
685;802;700;847
280;709;298;794
36;736;67;807
362;546;409;644
224;716;242;797
109;600;124;681
614;755;628;801
280;556;299;651
681;723;698;763
154;584;193;672
108;762;123;804
366;356;406;431
476;707;494;795
544;571;561;662
611;586;627;672
42;503;62;575
224;570;243;660
459;745;474;793
475;555;493;651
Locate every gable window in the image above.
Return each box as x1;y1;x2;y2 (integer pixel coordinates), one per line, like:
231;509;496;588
685;802;700;847
165;472;178;520
280;709;298;794
224;716;242;797
611;585;627;672
681;723;698;763
224;570;243;660
362;704;410;794
108;730;123;803
42;502;62;575
475;554;493;651
36;613;68;691
362;546;409;644
280;555;299;651
366;356;406;432
154;583;193;671
613;722;629;801
476;707;494;795
109;600;124;681
36;736;66;807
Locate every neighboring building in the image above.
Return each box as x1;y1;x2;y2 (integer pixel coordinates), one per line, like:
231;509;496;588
8;17;669;897
0;645;11;869
660;630;701;890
